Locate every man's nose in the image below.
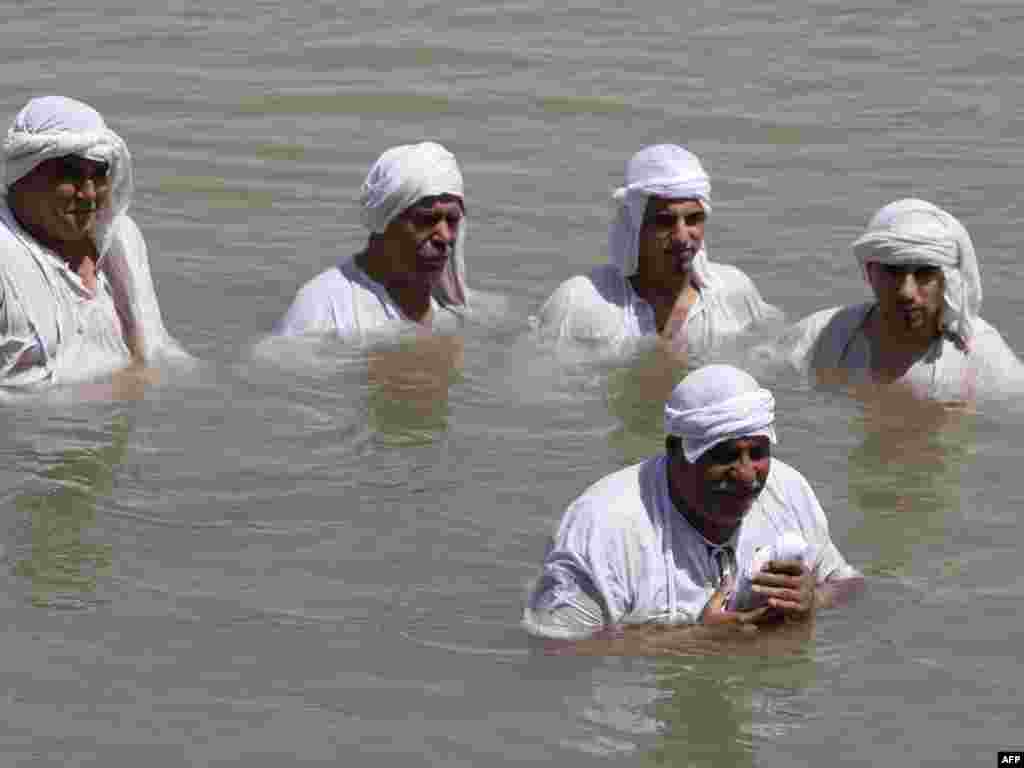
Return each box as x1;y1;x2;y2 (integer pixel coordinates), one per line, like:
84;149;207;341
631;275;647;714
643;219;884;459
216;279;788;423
76;177;97;199
433;218;456;244
676;218;703;245
896;272;918;300
732;453;758;485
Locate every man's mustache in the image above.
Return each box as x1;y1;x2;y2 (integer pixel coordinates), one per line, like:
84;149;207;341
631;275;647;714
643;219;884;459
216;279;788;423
418;238;450;258
711;476;764;496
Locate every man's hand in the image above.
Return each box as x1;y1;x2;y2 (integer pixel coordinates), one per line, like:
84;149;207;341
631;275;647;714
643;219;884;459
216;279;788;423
700;587;769;628
751;559;816;622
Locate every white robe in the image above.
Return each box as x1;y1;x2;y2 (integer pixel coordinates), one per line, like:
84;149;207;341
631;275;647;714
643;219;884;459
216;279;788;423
534;262;782;359
273;256;463;342
0;199;184;390
523;454;858;639
781;302;1024;402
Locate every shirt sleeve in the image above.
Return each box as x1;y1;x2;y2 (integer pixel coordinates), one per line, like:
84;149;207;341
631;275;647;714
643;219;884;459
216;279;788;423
0;275;43;381
522;489;636;638
522;554;608;639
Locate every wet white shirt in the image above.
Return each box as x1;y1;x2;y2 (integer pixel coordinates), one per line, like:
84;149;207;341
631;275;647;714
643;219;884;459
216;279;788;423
274;257;463;343
523;454;858;639
780;302;1024;402
534;263;781;359
0;201;180;390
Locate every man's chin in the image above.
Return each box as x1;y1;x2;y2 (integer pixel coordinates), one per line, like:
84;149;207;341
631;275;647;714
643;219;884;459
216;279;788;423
672;252;696;272
709;494;758;521
416;255;449;276
55;216;97;241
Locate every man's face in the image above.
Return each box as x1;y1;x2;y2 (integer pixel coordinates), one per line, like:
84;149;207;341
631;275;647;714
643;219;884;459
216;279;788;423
12;156;110;246
636;197;706;281
383;194;464;286
676;436;771;537
867;262;944;340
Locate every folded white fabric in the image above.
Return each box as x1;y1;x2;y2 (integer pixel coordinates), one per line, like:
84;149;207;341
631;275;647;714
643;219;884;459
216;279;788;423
664;364;777;463
728;531;809;611
359;141;467;307
608;144;715;285
851;198;981;347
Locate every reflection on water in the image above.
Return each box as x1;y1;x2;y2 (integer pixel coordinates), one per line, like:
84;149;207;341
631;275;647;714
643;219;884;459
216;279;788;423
606;343;692;465
641;637;818;767
845;389;972;578
367;333;464;446
13;416;129;608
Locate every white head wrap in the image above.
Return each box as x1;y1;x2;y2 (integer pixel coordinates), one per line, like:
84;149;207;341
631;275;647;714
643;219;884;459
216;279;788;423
608;144;714;284
359;141;467;307
664;364;777;463
3;95;133;259
852;198;981;347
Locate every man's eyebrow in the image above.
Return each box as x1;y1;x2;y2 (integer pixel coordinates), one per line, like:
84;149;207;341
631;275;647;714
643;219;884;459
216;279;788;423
60;157;109;174
407;199;464;215
647;205;704;219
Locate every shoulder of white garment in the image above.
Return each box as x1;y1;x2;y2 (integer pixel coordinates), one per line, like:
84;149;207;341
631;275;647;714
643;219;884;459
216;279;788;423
703;261;756;291
702;260;784;323
535;265;628;341
965;316;1024;394
275;264;354;336
557;461;648;537
763;458;823;514
546;265;628;308
785;303;868;372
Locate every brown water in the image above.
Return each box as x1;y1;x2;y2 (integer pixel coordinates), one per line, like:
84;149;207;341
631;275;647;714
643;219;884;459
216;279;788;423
2;1;1023;765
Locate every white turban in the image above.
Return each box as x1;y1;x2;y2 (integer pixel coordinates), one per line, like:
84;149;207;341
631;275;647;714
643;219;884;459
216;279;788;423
359;141;467;307
608;144;714;284
664;364;777;463
852;198;981;347
3;95;133;259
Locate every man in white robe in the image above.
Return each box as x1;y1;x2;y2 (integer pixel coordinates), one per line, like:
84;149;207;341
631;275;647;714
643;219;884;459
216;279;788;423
523;364;862;654
780;199;1024;403
534;144;781;359
274;141;470;343
0;96;186;391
